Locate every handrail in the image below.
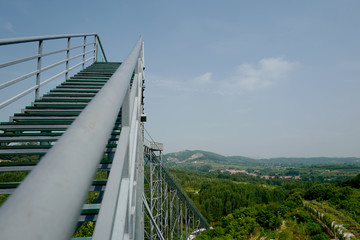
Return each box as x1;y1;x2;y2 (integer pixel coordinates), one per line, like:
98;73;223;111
0;33;107;109
0;33;97;45
0;37;143;240
0;42;95;69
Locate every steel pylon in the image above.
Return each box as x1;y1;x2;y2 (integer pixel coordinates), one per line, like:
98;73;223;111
143;143;209;240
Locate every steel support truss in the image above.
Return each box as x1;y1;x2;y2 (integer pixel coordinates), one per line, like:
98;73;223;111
143;145;209;240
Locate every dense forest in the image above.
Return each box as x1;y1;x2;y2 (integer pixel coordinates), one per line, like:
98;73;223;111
169;169;360;239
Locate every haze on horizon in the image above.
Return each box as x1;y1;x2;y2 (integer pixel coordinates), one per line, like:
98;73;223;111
1;0;359;158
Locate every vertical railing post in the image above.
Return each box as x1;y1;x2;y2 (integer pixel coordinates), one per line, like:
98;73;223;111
65;37;70;80
82;36;86;70
149;158;154;239
185;206;188;238
176;196;180;239
35;40;43;100
192;211;195;231
163;181;168;239
170;190;174;240
94;35;98;63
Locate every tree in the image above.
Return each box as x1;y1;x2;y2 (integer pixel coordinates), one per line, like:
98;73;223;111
311;232;330;240
257;208;282;230
306;223;322;236
305;183;336;201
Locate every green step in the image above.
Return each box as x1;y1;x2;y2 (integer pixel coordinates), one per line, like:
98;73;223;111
0;131;120;137
43;94;96;97
0;143;118;150
1;121;74;125
66;80;107;83
0;180;108;189
27;106;87;109
57;86;103;89
36;99;91;102
15;112;81;116
62;82;105;86
81;204;101;215
50;89;99;93
0;159;114;167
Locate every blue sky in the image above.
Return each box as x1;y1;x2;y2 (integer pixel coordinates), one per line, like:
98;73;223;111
1;1;360;158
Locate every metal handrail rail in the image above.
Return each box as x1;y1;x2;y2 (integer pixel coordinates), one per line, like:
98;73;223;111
0;42;95;69
0;49;94;91
0;33;96;45
92;39;144;240
0;37;143;240
0;33;107;109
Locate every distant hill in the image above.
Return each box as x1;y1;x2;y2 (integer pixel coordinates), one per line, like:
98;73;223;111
165;150;253;164
163;150;360;170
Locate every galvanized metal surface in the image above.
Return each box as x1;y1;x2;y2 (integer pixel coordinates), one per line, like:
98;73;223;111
93;39;145;240
0;37;143;240
0;33;97;45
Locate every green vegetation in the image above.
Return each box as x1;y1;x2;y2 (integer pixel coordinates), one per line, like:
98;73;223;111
165;150;360;183
165;150;360;168
1;150;359;239
0;154;40;163
73;222;95;238
340;173;360;188
169;168;360;239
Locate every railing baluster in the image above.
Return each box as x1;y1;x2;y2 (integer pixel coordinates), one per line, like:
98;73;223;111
82;36;86;70
66;37;70;80
35;40;43;100
94;35;97;62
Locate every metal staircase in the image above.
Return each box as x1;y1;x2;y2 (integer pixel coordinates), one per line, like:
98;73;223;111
0;62;123;238
0;34;209;240
0;62;121;156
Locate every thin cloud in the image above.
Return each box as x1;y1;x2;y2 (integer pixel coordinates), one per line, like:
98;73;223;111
234;57;300;90
194;72;212;84
148;74;200;93
0;20;16;33
149;57;300;95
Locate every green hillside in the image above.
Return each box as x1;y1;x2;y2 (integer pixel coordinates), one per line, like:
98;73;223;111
164;150;360;182
164;150;360;167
